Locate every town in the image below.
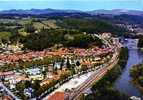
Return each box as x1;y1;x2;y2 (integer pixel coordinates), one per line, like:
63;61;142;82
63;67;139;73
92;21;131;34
0;32;121;100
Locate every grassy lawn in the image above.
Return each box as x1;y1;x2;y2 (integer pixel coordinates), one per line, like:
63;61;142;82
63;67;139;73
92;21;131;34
18;28;30;36
33;22;49;30
41;20;59;29
0;31;12;42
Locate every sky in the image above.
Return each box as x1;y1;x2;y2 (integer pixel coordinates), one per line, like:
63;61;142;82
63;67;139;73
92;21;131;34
0;0;142;11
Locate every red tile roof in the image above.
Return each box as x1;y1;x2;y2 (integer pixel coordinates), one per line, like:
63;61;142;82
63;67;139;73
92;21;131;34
0;71;14;76
0;47;113;63
2;95;13;100
48;92;65;100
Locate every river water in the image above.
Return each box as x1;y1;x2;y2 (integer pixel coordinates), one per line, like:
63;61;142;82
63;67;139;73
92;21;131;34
114;39;143;98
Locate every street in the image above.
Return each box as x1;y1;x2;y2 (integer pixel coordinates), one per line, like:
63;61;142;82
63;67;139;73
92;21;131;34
0;82;20;100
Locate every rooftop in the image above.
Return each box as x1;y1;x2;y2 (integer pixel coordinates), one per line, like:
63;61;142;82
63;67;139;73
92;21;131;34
48;92;65;100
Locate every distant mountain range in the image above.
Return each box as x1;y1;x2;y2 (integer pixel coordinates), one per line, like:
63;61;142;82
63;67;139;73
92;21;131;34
88;9;143;16
0;9;143;16
0;9;82;15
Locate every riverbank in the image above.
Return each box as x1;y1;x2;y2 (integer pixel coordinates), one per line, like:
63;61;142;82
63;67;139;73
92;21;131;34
82;47;129;100
130;64;143;94
131;80;143;94
131;39;143;92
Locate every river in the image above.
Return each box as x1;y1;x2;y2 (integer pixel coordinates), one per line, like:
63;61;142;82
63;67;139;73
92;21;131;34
114;39;143;98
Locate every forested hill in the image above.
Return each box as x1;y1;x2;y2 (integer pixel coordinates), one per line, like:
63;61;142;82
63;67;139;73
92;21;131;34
95;14;143;25
57;18;127;36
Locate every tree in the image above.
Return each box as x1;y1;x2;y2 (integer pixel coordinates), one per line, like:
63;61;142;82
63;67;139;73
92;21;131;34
130;66;139;79
58;18;127;35
0;31;12;43
42;71;47;78
76;61;80;66
16;81;25;92
85;88;128;100
1;77;5;83
25;80;31;88
60;59;64;70
23;29;103;50
139;76;143;86
32;80;41;96
60;72;70;82
24;23;35;33
138;37;143;48
81;65;88;71
66;57;71;69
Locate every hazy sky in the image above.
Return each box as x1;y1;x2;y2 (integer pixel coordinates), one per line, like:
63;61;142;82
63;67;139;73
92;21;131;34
0;0;142;11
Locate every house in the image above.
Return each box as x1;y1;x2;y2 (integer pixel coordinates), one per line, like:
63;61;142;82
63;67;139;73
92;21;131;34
48;92;65;100
0;71;15;79
25;68;44;80
24;87;34;98
2;95;13;100
101;32;112;39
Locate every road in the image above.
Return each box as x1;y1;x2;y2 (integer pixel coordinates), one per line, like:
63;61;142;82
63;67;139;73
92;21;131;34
68;46;120;100
0;82;20;100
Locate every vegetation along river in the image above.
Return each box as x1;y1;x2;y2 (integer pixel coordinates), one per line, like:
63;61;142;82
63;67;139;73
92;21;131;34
114;38;143;98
